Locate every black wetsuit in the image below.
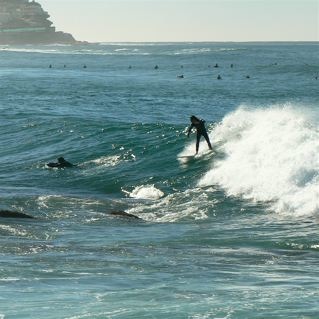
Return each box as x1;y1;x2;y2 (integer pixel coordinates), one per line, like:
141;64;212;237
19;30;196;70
47;158;74;168
187;119;212;154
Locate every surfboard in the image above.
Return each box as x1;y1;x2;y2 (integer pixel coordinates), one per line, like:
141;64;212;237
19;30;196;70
196;149;214;158
178;155;195;159
178;150;214;164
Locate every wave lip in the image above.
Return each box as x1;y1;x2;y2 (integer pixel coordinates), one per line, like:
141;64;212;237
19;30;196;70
199;105;319;216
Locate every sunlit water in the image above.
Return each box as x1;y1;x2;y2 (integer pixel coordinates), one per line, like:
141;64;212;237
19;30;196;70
0;42;319;318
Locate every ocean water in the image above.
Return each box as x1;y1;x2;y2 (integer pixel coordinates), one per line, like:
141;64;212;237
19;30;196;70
0;42;319;318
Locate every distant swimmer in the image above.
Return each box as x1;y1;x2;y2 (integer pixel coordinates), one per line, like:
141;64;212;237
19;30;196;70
246;75;250;79
154;65;159;70
214;63;219;68
177;75;184;79
49;64;52;68
187;115;212;155
217;74;222;80
230;64;234;68
47;157;75;168
83;64;87;69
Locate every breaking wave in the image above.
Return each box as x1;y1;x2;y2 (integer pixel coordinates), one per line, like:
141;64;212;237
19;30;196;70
199;105;319;217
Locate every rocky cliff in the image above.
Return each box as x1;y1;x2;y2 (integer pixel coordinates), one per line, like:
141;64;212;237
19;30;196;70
0;0;78;44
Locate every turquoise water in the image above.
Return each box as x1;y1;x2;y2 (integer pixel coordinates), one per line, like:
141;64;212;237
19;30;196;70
0;42;319;318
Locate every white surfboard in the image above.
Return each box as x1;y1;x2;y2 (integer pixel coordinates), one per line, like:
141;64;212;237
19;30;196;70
178;149;214;164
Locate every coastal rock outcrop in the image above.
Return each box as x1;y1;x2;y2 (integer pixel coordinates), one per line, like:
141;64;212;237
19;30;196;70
0;0;78;44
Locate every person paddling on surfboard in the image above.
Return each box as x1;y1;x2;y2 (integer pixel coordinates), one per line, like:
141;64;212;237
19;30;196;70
187;115;212;155
47;157;75;168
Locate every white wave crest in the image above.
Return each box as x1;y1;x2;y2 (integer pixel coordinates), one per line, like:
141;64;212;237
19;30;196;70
128;184;164;200
198;105;319;217
90;155;122;167
127;188;215;222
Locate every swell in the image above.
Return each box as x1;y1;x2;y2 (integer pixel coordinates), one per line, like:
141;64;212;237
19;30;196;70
0;119;187;197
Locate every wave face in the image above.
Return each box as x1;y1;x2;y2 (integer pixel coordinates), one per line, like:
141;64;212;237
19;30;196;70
199;105;319;216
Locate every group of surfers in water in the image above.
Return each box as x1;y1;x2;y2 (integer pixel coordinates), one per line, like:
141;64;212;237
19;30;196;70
47;115;212;168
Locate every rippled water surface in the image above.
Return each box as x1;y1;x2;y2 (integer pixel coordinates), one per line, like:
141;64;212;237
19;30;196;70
0;42;319;318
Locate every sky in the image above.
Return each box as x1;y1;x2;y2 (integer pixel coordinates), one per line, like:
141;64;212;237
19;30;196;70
39;0;319;42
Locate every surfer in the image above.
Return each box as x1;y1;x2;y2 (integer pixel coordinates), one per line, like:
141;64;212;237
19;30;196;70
187;115;212;155
47;157;75;168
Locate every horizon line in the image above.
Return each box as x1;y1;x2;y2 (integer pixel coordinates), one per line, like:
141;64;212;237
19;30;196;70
83;40;319;44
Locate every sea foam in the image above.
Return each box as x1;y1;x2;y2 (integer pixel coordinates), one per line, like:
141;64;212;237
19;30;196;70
199;105;319;216
128;184;164;200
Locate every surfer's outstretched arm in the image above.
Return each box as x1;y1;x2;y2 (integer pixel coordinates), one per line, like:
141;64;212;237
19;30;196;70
187;124;194;137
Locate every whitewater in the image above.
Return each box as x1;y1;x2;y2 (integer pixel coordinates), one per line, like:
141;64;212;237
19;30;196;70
0;42;319;319
199;105;319;217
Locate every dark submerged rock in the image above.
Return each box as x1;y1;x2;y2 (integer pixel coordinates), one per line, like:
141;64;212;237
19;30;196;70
110;211;140;219
0;210;34;219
